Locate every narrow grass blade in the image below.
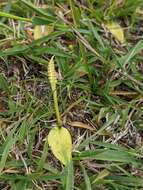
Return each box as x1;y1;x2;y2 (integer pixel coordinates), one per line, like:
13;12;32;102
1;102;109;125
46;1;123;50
64;161;74;190
92;169;110;183
108;175;143;187
21;0;52;18
37;137;49;171
0;173;63;181
0;74;10;93
74;149;141;166
0;125;17;173
88;21;105;48
0;45;28;56
32;16;56;25
119;40;143;67
0;11;31;22
80;164;91;190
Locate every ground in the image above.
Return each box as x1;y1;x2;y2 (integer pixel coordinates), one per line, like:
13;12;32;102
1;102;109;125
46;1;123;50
0;0;143;190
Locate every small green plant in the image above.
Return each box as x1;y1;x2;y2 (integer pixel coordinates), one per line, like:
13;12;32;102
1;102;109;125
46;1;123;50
47;56;72;166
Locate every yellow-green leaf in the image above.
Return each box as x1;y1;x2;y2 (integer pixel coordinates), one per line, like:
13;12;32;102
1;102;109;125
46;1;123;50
34;25;53;40
48;127;72;165
105;22;125;44
92;169;110;183
34;25;42;40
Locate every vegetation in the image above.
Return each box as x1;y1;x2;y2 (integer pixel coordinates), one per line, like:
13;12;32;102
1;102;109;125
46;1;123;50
0;0;143;189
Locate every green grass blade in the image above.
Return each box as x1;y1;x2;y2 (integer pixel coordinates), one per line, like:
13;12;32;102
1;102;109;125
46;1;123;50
21;0;52;18
0;11;31;22
37;137;49;171
119;40;143;67
74;149;141;166
88;20;105;48
64;161;74;190
108;175;143;187
80;164;92;190
0;125;17;173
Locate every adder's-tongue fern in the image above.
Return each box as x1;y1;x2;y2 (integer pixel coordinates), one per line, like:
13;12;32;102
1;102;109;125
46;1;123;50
47;56;62;127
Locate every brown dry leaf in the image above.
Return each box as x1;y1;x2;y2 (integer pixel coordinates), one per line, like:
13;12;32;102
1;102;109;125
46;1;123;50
109;91;138;97
69;121;95;131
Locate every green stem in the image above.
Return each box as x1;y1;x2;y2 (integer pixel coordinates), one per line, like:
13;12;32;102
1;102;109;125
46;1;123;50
0;11;32;22
53;88;62;128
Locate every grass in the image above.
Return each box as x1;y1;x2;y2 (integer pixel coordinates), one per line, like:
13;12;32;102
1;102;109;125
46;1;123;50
0;0;143;189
